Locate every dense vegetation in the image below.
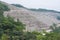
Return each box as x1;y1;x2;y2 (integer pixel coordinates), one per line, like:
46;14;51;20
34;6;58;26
0;2;60;40
57;16;60;20
0;2;10;11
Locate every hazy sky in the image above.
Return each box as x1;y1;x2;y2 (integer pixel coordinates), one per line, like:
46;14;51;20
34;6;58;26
0;0;60;11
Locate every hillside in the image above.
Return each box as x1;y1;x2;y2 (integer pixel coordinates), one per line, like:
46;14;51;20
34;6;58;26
12;4;60;13
12;4;60;20
0;1;60;32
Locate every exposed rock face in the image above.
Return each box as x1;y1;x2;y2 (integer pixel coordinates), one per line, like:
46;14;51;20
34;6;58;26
1;1;60;32
4;9;48;32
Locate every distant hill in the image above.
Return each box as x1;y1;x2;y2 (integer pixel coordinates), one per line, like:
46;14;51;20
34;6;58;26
29;8;60;13
11;4;26;8
11;4;60;13
0;1;60;32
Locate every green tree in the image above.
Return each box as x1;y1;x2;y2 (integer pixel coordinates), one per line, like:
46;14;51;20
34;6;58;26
0;2;10;11
45;32;60;40
1;34;8;40
50;23;60;33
